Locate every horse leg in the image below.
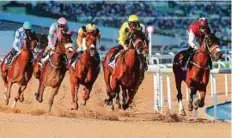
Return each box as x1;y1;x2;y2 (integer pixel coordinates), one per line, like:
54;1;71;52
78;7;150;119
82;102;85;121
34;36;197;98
176;80;186;116
81;84;93;106
188;87;197;111
193;88;206;109
1;70;8;92
105;77;118;110
12;84;27;109
121;87;127;107
34;83;45;103
103;69;112;105
70;81;79;110
115;88;122;109
4;81;13;105
122;89;136;110
48;87;59;112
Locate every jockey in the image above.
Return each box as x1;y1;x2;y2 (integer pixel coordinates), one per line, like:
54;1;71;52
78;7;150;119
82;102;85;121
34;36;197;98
182;17;212;68
40;17;72;65
68;22;101;65
108;14;148;68
6;21;33;65
76;22;101;53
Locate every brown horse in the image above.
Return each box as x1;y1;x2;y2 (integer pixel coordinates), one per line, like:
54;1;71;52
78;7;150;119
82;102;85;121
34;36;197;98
103;31;148;110
1;34;38;108
34;33;72;112
68;33;100;110
173;33;222;116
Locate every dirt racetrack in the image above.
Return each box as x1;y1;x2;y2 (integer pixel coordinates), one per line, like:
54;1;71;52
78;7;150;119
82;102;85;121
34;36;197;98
0;71;231;138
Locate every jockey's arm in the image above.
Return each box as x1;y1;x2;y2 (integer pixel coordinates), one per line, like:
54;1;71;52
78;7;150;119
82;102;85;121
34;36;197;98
76;28;85;51
188;30;199;50
118;22;128;49
48;24;57;48
12;30;22;52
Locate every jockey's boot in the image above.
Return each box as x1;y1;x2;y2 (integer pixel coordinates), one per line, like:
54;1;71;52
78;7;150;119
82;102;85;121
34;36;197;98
108;45;123;68
182;47;194;68
68;52;79;67
209;58;212;69
39;52;50;67
6;49;17;65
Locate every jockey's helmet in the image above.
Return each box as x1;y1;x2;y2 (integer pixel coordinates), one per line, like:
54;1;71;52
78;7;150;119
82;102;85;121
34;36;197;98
58;17;68;28
199;18;208;31
86;23;97;33
128;15;140;32
23;21;32;30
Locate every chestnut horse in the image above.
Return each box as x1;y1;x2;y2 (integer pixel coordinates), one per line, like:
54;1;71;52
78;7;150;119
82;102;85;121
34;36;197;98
68;33;100;110
103;31;148;110
34;33;72;112
173;33;222;116
1;34;38;108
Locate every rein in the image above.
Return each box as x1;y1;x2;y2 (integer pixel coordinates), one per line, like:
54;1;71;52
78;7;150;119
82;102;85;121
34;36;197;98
188;36;216;70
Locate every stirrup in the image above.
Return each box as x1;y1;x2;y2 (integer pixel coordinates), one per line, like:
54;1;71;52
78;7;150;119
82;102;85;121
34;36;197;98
108;60;116;68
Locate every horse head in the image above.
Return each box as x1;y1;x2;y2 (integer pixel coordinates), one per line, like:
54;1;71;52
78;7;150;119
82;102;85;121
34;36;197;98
201;33;222;61
23;32;39;52
128;30;149;55
85;31;99;57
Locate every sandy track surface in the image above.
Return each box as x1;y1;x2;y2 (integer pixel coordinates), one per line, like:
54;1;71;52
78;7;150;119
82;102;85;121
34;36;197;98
0;72;231;138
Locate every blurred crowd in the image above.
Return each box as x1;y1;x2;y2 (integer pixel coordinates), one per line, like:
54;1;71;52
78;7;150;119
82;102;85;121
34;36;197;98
2;1;231;44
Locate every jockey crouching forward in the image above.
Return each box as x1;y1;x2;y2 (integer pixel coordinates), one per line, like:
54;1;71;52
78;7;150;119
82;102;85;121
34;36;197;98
6;21;34;65
39;17;72;66
108;14;148;70
182;17;212;69
70;23;101;64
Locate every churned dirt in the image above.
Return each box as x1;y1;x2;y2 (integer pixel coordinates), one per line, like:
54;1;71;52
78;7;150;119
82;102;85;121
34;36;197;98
0;72;231;138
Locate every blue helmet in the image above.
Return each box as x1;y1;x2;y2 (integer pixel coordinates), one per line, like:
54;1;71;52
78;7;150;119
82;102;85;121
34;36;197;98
23;21;32;30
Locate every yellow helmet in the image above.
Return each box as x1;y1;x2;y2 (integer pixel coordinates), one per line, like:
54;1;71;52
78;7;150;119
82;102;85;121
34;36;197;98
86;23;96;32
128;15;140;22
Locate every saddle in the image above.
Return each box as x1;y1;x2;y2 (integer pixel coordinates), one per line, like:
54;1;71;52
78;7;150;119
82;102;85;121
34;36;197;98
69;51;100;70
108;49;123;68
5;52;20;67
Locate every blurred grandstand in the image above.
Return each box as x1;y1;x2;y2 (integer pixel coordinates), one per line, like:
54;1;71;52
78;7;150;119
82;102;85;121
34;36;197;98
0;1;231;67
2;1;231;44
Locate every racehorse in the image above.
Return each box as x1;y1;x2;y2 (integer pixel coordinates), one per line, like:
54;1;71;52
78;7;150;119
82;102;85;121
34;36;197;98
68;32;100;110
103;31;148;110
1;33;38;108
34;33;72;112
173;33;222;116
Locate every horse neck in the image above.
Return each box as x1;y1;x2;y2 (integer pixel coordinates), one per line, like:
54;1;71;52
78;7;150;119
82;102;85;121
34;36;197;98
16;45;32;71
193;41;210;67
123;48;138;68
80;50;91;65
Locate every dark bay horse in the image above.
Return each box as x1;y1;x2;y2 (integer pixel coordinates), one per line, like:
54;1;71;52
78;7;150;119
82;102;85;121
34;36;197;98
68;32;100;110
173;33;222;115
34;33;72;112
103;31;148;110
1;34;38;108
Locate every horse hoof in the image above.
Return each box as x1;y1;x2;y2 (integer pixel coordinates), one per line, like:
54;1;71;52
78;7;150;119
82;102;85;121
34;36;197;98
188;103;193;111
36;98;43;103
80;100;86;106
4;99;9;105
118;104;122;109
122;103;129;110
34;93;39;98
107;104;114;110
193;99;199;110
104;99;110;105
70;103;78;110
19;95;24;103
179;110;186;116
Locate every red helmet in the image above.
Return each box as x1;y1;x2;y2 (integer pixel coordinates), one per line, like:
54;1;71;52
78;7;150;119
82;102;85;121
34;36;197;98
199;18;208;29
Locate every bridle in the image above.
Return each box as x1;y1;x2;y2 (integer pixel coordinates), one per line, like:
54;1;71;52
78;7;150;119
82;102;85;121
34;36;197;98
189;34;218;70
